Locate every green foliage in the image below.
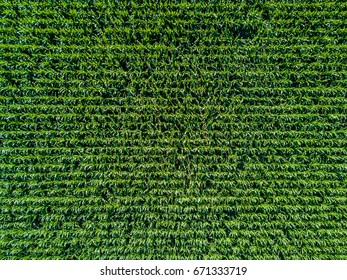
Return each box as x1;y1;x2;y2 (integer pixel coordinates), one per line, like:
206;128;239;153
0;0;346;259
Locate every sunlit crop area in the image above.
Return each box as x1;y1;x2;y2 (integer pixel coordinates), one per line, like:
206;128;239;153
0;0;346;259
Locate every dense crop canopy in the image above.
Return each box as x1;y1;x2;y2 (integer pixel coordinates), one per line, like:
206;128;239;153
0;0;346;259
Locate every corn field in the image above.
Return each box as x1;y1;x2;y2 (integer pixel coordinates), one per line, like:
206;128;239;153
0;0;346;259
